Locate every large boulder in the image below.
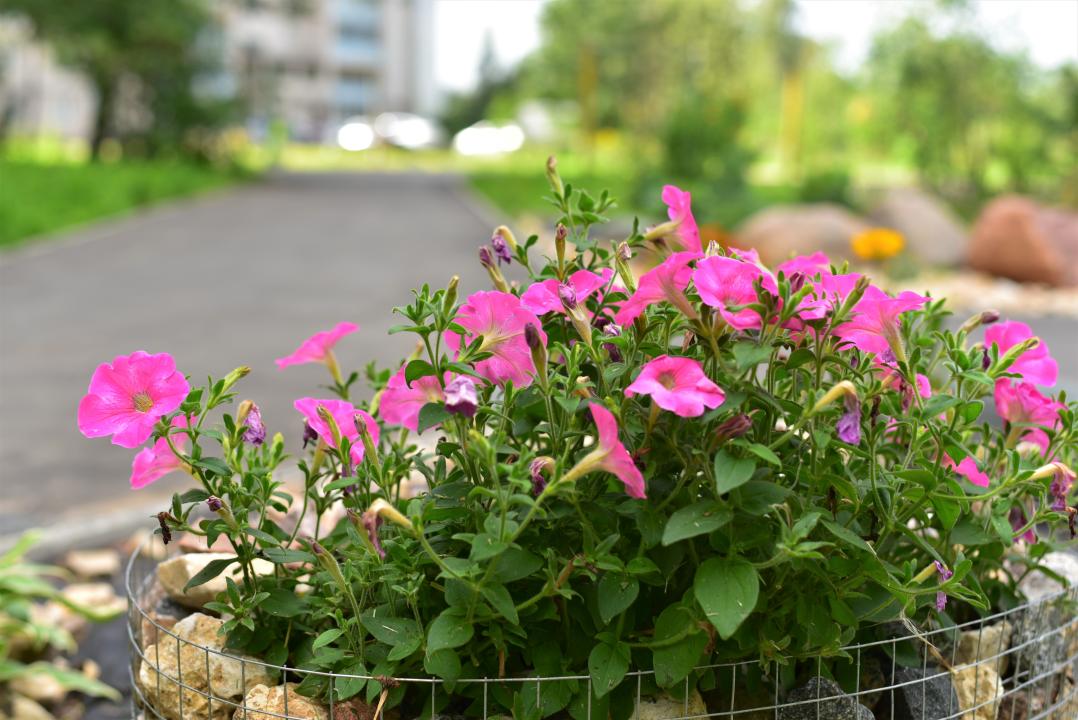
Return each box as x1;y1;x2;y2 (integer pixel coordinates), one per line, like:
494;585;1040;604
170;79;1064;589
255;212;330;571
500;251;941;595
968;196;1078;286
869;187;967;266
778;677;873;719
734;204;870;266
951;664;1003;720
157;553;274;610
138;613;273;720
1012;552;1078;678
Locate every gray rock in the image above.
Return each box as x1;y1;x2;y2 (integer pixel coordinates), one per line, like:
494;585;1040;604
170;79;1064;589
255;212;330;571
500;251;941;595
869;187;967;266
778;677;874;720
735;204;871;267
1012;552;1078;678
887;665;960;720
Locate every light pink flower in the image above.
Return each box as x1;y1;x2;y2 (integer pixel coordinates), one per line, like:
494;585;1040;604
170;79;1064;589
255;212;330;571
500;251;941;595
614;252;701;325
452;291;546;387
694;256;778;331
776;252;831;280
587;404;646;499
276;322;358;369
985;321;1058;387
77;351;190;449
943;455;990;489
661;185;702;253
520;269;612;316
294;397;380;465
994;379;1064;452
625;355;725;418
130;416;190;490
378;367;447;432
833;286;928;357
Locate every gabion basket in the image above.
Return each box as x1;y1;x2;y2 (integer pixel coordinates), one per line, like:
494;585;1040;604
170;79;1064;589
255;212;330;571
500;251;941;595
125;536;1078;720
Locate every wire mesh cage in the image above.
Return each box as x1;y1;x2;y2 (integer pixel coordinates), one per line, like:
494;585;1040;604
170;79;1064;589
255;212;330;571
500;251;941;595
125;536;1078;720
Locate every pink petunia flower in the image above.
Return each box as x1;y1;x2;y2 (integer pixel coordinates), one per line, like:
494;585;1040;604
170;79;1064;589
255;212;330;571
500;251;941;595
833;286;929;358
694;255;779;331
661;185;702;253
77;351;190;449
614;252;701;325
985;321;1058;387
276;322;358;369
444;376;479;417
1048;463;1075;512
129;415;190;490
451;291;546;387
776;252;831;281
521;269;613;316
378;366;448;432
583;404;646;499
994;379;1064;453
625;355;725;418
943;455;990;489
294;397;380;465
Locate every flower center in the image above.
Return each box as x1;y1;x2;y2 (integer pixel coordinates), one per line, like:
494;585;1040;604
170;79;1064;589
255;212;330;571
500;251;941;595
658;372;677;390
132;392;154;413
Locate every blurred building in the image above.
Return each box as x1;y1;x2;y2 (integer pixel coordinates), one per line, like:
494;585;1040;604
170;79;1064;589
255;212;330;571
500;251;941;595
0;0;437;144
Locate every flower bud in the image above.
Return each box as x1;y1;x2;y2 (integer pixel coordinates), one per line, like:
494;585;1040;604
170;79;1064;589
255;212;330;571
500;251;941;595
994;336;1040;376
368;498;415;533
302;420;318;448
316;405;342;447
478;245;495;269
493;225;518;251
558;283;578;310
555;223;568;268
715;414;753;442
530;456;555;496
221;366;251;392
643;220;680;245
355;413;379;468
546;155;563;196
445;376;478;418
442;275;460;315
960;309;1001;334
206;496;223;512
239;401;265;446
614;242;637;293
705;240;722;257
491;233;512;265
479;246;510;292
354;507;385;559
810;380;858;415
982;347;991;371
524;323;548;384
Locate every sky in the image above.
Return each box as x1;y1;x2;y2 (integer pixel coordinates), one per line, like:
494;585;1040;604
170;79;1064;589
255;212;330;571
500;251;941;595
433;0;1078;93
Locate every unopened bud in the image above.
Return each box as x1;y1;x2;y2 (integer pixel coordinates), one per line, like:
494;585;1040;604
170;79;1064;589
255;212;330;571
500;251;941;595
644;220;680;244
355;413;378;468
811;380;859;415
478;245;495;269
316;405;343;448
368;498;415;533
994;337;1040;377
479;246;509;292
715;414;753;442
442;275;460;315
558;283;578;310
546;155;563;196
206;496;223;512
236;400;254;425
525;323;548;385
530;456;555;496
445;376;478;418
960;309;1001;334
555;224;568;267
221;366;251;392
491;233;512;265
493;225;518;251
614;242;637;293
705;240;721;257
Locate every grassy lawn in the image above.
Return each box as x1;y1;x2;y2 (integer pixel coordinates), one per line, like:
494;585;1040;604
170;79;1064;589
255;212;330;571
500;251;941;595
0;160;239;249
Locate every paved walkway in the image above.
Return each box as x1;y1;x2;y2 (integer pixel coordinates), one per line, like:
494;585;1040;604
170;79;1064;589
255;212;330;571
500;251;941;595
0;172;503;545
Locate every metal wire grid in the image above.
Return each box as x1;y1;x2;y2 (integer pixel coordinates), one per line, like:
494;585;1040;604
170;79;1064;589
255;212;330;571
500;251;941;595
126;538;1078;720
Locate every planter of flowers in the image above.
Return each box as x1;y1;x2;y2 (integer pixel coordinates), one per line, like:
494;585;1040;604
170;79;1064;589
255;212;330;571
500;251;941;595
82;162;1076;720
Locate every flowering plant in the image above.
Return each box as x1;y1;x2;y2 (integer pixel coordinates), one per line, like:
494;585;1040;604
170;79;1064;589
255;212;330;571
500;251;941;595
79;165;1075;717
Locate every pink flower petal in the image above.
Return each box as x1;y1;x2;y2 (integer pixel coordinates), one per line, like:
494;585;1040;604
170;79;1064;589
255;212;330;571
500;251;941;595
694;256;777;331
379;367;447;432
588;404;646;499
454;291;546;387
294;397;380;465
625;355;725;418
985;321;1058;387
276;322;358;369
661;185;702;253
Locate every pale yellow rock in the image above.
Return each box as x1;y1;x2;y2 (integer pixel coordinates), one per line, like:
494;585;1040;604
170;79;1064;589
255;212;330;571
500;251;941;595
0;695;55;720
951;664;1003;720
233;683;328;720
63;548;122;578
156;553;274;609
138;613;273;720
10;670;67;704
635;690;707;720
954;620;1012;676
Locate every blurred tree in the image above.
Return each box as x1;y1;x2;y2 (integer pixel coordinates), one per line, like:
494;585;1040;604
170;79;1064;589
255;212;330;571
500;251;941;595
440;32;517;137
0;0;227;160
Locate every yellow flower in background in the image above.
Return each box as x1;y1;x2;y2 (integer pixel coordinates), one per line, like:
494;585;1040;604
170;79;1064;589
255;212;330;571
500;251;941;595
851;227;905;261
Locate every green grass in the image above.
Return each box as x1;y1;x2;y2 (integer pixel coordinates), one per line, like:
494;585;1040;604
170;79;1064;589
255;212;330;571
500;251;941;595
0;159;239;248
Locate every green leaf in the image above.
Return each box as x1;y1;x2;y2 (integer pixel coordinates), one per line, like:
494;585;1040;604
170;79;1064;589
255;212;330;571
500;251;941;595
662;501;732;545
481;583;520;625
312;628;344;650
178;489;211;504
260;588;306;617
744;442;781;466
417;402;451;433
192;457;232;478
694;557;759;640
932;497;961;530
597;574;639;624
652;606;707;687
333;661;367;700
182;557;235;592
361;614;422;659
822;520;875;554
424;648;461;682
713;450;755;494
405;359;437;385
588;641;629;698
426;610;473;653
732;342;772;371
262;547;315;564
492;547;543;583
960;400;984;424
469;533;509;562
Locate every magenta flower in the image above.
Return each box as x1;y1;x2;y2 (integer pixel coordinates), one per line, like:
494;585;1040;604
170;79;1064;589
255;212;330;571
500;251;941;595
77;351;190;449
934;561;953;611
833;286;928;357
275;322;358;370
694;256;778;331
614;251;701;325
452;291;546;387
242;403;266;446
835;395;862;445
661;185;702;253
943;455;990;489
776;252;831;280
378;366;447;432
583;404;646;499
129;415;190;490
985;321;1058;387
520;269;612;316
994;379;1064;453
294;397;380;465
625;355;725;418
444;376;479;417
